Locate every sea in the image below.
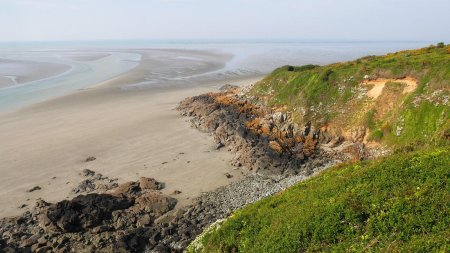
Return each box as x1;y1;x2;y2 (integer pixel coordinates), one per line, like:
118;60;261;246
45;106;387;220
0;40;433;112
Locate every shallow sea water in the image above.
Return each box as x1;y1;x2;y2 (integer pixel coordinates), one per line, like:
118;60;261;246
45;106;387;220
0;40;431;112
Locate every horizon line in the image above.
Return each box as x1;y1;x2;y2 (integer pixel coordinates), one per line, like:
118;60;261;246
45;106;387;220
0;38;443;44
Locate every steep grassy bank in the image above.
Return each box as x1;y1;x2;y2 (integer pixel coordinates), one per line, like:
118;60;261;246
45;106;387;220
188;148;449;253
248;45;449;148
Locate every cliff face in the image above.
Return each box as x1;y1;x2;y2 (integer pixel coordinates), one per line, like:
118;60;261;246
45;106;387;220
177;85;369;177
247;45;449;149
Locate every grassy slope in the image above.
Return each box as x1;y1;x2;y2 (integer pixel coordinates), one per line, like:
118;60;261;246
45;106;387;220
249;45;450;148
188;148;449;253
188;45;450;252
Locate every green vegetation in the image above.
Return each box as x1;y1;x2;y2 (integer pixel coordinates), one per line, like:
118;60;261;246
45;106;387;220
188;45;450;252
188;148;450;253
367;129;383;142
249;45;450;149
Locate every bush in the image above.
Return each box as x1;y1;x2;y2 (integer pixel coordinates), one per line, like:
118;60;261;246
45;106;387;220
322;69;334;81
294;64;319;72
368;129;383;141
437;42;445;48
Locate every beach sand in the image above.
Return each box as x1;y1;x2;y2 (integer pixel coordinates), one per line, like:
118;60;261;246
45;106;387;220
0;73;261;218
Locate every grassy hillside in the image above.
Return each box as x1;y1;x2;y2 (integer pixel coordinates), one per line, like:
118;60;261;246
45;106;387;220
187;45;450;252
187;148;449;253
248;44;450;148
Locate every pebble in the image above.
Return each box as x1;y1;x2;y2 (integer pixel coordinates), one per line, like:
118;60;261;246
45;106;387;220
26;186;41;193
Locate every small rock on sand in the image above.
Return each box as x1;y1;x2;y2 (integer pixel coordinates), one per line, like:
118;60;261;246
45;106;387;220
18;204;27;209
27;186;41;192
82;169;95;177
84;156;96;162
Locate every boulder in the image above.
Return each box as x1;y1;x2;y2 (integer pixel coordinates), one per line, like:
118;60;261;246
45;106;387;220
39;194;133;233
139;177;162;191
110;181;141;198
219;84;238;92
131;192;177;216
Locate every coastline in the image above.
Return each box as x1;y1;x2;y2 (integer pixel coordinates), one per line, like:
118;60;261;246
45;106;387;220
0;70;263;218
0;77;337;252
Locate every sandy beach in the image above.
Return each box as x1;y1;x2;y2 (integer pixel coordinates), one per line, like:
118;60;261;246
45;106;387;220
0;65;261;217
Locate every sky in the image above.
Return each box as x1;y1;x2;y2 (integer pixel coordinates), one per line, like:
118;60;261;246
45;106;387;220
0;0;449;42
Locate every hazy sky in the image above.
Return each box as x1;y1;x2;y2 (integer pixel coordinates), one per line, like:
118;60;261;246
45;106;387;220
0;0;449;42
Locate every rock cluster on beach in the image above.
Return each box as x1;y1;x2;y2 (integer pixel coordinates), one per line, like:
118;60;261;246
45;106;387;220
0;177;180;252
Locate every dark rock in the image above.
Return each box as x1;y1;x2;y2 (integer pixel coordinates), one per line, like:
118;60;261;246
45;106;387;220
84;157;96;163
82;169;96;177
225;173;233;179
39;194;133;233
72;179;95;194
27;186;41;193
215;142;225;150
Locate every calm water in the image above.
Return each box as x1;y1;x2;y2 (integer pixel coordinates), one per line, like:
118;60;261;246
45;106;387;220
0;40;433;112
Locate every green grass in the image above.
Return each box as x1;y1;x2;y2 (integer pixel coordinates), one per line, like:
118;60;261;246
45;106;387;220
249;44;450;149
367;129;383;142
188;148;450;253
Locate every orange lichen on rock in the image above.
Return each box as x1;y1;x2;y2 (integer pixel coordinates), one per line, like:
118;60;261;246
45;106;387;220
191;89;320;159
303;135;318;157
211;91;266;117
269;141;283;154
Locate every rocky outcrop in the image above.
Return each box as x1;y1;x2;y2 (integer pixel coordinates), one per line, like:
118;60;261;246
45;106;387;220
177;89;342;175
0;177;180;253
72;169;119;194
2;172;333;253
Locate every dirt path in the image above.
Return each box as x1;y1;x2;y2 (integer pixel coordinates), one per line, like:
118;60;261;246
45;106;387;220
362;77;418;99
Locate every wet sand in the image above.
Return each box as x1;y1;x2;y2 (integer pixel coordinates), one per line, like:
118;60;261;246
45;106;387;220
62;52;111;61
103;49;233;88
0;58;71;88
0;71;262;217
